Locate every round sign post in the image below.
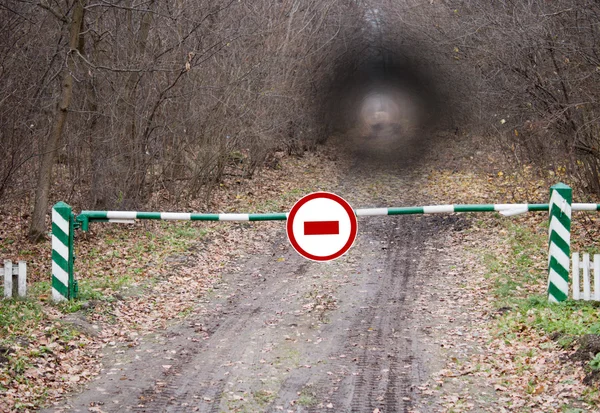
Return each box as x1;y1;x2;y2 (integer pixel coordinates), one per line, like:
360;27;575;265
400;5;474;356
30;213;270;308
286;192;358;261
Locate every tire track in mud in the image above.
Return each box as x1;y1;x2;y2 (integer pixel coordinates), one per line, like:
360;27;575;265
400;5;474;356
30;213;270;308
131;248;314;413
288;214;447;413
344;221;416;413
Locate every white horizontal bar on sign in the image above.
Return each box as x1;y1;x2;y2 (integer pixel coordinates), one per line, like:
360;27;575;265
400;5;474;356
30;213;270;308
423;205;454;214
356;208;388;216
219;214;250;221
161;213;191;220
107;211;137;219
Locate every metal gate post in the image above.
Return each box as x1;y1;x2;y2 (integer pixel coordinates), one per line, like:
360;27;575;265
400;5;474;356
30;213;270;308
52;202;76;301
547;183;572;303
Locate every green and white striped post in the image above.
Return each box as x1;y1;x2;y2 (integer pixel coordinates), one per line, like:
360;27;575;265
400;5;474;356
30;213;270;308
547;183;572;303
52;202;76;302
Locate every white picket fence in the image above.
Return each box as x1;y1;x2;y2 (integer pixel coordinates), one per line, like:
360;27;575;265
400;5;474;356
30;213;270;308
1;260;27;299
572;252;600;301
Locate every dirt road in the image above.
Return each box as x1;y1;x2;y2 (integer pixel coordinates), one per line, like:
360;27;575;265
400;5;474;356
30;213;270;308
45;166;481;413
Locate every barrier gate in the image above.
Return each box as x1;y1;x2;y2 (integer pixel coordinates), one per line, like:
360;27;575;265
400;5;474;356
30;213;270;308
51;183;598;303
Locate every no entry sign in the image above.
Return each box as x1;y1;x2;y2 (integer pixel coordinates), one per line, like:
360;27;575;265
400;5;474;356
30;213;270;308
286;192;358;261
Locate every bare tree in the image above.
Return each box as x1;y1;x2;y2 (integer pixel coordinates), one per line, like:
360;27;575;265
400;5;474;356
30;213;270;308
29;0;86;241
0;0;373;231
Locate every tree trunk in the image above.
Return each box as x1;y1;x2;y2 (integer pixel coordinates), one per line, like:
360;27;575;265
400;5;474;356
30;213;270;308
28;0;86;242
117;2;154;208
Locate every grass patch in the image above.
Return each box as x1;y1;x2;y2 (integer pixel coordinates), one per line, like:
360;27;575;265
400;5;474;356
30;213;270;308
483;221;546;304
497;297;600;346
253;389;276;406
71;220;212;301
297;386;318;407
0;297;89;409
0;299;44;341
483;219;600;343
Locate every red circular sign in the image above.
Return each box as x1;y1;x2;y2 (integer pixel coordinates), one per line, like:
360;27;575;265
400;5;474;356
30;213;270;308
286;192;358;261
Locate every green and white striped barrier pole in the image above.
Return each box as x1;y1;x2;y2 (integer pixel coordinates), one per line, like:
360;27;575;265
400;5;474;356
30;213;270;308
547;183;572;303
76;202;600;228
52;202;77;302
76;211;289;230
56;190;596;302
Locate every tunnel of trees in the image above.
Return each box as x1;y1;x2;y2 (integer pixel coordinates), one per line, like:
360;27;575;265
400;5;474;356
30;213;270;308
1;0;599;241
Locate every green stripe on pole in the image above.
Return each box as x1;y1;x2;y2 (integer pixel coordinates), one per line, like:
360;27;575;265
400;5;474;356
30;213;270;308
51;275;69;299
548;279;568;302
249;213;287;221
137;212;162;220
80;211;108;219
387;207;425;215
528;204;550;212
454;205;495;212
51;223;69;247
547;183;572;303
51;250;69;270
190;214;220;221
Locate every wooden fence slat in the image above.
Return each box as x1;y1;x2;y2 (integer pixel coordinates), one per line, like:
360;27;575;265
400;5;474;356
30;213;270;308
583;253;591;300
1;260;27;299
572;252;580;300
18;261;26;298
594;255;600;301
3;260;12;299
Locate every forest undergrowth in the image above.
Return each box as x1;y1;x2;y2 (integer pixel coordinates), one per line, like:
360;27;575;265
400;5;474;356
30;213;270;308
1;137;600;411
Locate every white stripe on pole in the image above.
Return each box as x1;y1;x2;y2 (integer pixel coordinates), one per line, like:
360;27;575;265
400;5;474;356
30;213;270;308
161;212;191;220
549;217;571;243
549;243;570;270
573;203;598;211
423;205;454;214
52;209;69;235
356;208;389;216
51;235;69;261
218;214;250;221
52;261;69;285
52;287;64;302
499;206;529;216
494;204;525;211
107;211;137;219
550;191;572;217
108;219;136;224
